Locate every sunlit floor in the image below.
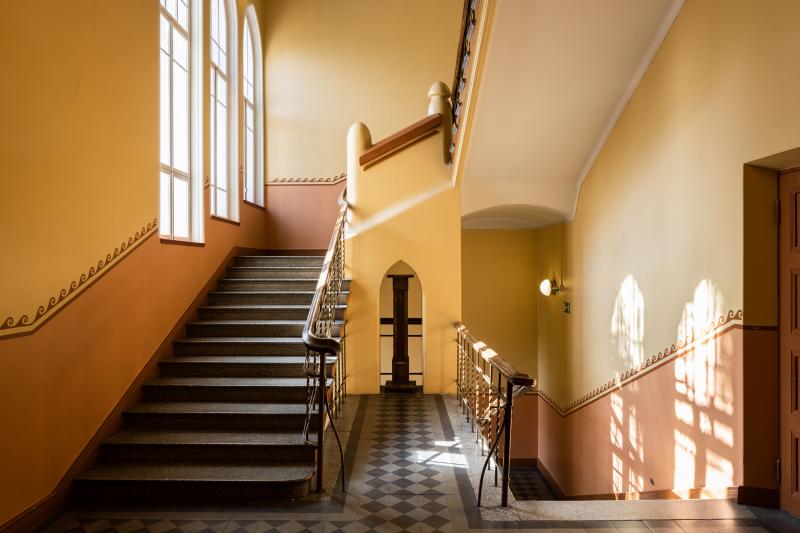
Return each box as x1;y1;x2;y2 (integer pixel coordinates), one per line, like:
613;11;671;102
43;394;800;532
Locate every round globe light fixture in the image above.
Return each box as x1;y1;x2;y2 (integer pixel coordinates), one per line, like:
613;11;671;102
539;278;559;296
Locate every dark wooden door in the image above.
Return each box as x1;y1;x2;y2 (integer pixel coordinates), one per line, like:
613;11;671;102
780;169;800;515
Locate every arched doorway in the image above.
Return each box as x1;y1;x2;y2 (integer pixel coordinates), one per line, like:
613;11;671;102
379;261;423;392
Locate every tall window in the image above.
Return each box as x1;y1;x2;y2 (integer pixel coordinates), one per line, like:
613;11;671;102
160;0;202;241
160;1;191;238
243;7;264;206
210;0;238;219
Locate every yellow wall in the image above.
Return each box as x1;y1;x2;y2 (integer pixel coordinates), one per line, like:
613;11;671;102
0;1;159;331
460;229;539;377
537;0;800;406
0;0;269;526
262;0;462;181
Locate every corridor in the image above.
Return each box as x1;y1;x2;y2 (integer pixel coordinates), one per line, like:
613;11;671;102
43;395;797;532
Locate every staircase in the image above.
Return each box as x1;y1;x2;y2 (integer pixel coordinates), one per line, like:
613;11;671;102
73;254;349;502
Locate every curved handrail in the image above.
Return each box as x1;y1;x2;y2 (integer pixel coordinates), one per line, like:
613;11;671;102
302;186;349;494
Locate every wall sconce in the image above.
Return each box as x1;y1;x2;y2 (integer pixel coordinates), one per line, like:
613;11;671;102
539;278;560;296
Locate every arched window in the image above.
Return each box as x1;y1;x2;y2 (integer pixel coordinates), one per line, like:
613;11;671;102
160;0;202;241
210;0;238;220
243;7;264;206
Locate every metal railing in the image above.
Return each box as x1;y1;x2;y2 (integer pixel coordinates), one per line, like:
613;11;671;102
302;189;348;493
455;323;535;507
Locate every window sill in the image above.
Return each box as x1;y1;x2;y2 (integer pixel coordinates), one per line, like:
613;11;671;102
211;215;241;226
160;237;205;247
244;200;266;211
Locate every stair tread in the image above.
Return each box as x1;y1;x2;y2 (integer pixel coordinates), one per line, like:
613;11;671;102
187;320;344;325
162;356;326;364
145;377;318;387
77;462;313;482
221;278;317;282
228;266;322;271
105;430;307;446
236;255;323;259
126;402;309;415
175;337;305;344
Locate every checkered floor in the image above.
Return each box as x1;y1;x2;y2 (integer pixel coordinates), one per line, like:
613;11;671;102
42;394;797;532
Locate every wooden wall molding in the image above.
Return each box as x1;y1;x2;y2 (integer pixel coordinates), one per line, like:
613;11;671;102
0;219;159;339
267;172;346;185
534;309;744;417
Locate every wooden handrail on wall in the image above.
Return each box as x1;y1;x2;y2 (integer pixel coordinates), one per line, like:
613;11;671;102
358;113;443;168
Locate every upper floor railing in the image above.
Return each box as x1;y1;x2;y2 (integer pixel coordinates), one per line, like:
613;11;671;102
454;322;535;507
302;188;348;493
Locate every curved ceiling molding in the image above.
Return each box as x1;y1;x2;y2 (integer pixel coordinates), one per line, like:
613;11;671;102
461;204;565;229
460;0;684;228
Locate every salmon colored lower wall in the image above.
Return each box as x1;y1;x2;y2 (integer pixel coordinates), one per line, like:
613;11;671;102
265;182;346;250
510;394;538;459
536;326;743;497
0;207;266;528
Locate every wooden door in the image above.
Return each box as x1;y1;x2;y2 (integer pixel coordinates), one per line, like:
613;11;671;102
780;169;800;515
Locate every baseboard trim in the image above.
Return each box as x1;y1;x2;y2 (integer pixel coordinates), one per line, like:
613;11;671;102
737;486;779;508
1;245;263;533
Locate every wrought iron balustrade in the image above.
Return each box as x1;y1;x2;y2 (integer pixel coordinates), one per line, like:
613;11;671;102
455;323;535;507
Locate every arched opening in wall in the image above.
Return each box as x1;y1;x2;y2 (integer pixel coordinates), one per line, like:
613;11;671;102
379;261;424;393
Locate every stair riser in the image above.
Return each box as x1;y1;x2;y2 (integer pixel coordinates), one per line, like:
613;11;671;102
159;362;333;378
173;342;308;356
234;257;324;268
186;323;342;338
72;478;311;502
100;444;314;463
123;412;313;431
208;293;314;305
143;386;310;403
198;307;345;321
218;280;318;291
226;269;321;279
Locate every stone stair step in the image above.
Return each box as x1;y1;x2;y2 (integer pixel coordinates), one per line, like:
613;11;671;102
159;355;335;377
197;304;345;321
225;267;322;279
207;290;350;305
234;255;324;268
173;336;316;356
218;279;319;291
73;461;314;501
185;320;343;338
123;401;314;430
100;430;313;462
142;376;332;402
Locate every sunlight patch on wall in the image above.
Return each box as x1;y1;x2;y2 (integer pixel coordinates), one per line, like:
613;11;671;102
611;274;645;369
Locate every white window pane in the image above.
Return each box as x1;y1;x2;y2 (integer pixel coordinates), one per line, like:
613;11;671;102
217;76;227;105
172;31;189;69
166;0;178;19
220;51;227;75
173;178;190;238
246;130;254;202
177;0;189;30
172;65;189;173
216;189;228;218
216;103;227;187
160;172;172;236
219;3;227;52
246;105;253;128
211;0;218;42
160;52;171;165
160;15;170;52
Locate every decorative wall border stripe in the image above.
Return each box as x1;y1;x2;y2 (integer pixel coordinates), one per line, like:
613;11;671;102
535;309;744;416
267;172;346;185
0;219;159;339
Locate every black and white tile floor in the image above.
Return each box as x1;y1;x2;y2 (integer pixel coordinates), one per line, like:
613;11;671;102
43;395;800;533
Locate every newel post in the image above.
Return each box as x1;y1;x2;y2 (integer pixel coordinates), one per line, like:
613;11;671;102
427;81;452;164
346;122;372;212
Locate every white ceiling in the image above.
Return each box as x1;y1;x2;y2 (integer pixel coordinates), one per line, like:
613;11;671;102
460;0;683;229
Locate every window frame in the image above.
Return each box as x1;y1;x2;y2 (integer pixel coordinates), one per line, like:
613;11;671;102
242;6;265;207
159;0;204;243
209;0;239;222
